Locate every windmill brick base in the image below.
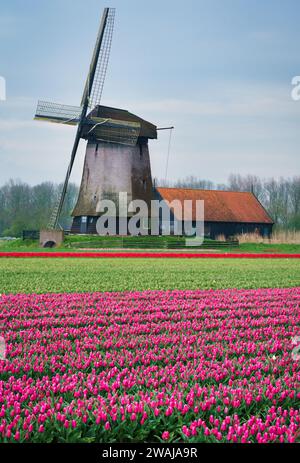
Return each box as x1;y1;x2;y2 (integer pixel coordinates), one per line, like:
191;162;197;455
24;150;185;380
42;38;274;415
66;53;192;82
39;229;64;248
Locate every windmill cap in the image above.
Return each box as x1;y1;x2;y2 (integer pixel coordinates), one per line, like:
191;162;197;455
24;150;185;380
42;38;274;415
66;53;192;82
87;105;157;139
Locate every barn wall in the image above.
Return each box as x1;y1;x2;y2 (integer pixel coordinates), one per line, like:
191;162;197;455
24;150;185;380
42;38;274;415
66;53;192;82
207;222;273;239
70;217;273;237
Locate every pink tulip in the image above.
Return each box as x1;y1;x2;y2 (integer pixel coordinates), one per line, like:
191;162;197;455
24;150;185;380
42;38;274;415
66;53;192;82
162;431;170;440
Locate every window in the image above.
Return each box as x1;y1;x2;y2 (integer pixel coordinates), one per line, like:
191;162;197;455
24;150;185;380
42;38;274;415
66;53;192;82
139;144;143;159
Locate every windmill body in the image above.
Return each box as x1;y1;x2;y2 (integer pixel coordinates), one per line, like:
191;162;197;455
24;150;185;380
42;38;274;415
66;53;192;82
71;105;157;233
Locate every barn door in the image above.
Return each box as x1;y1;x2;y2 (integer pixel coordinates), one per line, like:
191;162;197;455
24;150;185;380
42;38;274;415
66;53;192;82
80;216;88;234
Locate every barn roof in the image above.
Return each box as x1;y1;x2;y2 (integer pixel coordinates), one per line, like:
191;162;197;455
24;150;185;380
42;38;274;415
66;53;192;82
87;105;157;139
156;188;274;224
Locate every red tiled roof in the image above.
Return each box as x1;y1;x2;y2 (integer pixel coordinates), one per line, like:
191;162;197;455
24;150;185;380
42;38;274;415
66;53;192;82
156;188;273;224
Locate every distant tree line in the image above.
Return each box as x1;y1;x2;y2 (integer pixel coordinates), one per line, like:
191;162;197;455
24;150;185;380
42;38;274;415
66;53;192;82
0;175;299;236
155;174;300;231
0;180;78;237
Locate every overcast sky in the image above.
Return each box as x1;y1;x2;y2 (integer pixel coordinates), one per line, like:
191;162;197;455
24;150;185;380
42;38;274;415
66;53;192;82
0;0;299;187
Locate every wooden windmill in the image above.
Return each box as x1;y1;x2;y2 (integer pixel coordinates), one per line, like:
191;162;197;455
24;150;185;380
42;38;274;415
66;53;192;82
35;7;157;235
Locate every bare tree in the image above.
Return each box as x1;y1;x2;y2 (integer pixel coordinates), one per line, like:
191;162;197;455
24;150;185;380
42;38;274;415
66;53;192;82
0;180;78;236
174;176;215;190
228;174;264;201
289;177;300;216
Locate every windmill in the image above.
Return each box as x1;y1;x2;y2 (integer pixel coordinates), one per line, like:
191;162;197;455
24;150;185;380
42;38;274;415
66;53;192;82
35;7;158;235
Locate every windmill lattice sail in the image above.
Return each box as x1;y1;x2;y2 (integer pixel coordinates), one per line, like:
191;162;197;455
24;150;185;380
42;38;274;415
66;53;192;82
84;8;115;109
35;101;81;125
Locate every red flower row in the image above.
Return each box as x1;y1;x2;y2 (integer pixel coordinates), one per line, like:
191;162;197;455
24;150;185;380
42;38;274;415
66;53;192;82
0;252;299;258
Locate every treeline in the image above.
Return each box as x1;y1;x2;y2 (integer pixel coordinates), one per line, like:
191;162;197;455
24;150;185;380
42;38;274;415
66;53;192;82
0;180;78;237
156;174;300;230
0;175;299;236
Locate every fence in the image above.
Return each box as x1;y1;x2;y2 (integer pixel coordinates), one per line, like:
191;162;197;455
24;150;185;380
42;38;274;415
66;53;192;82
22;230;40;240
70;237;239;249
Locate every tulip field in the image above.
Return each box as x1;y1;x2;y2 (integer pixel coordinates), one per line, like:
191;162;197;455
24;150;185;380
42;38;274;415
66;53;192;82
0;256;299;443
0;282;299;443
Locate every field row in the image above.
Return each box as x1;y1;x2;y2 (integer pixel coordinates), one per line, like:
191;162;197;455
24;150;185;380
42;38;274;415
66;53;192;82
0;287;299;442
1;252;300;258
0;258;300;293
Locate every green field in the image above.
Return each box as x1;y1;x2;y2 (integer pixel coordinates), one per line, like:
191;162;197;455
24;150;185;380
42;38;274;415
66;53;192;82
0;257;299;294
1;236;300;253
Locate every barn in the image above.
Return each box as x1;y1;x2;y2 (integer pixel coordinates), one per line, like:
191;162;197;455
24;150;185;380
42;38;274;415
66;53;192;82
155;187;274;239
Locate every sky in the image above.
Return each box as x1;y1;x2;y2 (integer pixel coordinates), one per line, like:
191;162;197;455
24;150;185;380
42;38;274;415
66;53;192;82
0;0;299;187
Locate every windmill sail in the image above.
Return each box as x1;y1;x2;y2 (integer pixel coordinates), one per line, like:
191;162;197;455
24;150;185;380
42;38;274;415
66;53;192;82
81;8;115;109
44;7;116;229
35;101;82;125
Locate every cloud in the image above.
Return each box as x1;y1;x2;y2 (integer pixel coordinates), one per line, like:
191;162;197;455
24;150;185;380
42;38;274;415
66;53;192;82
0;126;85;186
115;87;300;117
105;82;300;119
0;15;22;38
0;96;36;110
0;118;74;133
0;119;36;131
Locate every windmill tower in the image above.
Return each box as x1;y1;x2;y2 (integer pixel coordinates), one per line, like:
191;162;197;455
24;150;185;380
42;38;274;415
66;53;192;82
72;106;157;234
34;8;158;237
